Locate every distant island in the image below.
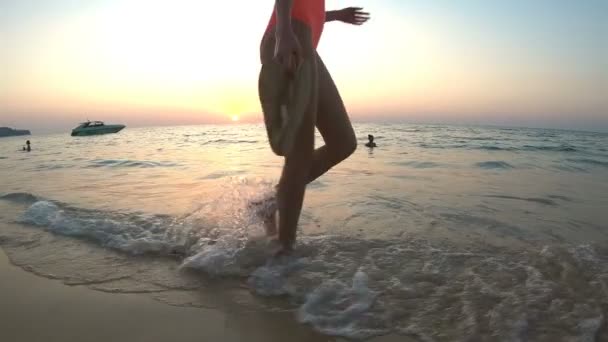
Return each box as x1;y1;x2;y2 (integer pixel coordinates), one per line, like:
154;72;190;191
0;127;31;137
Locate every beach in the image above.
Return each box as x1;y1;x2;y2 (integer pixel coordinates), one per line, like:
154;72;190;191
1;123;607;340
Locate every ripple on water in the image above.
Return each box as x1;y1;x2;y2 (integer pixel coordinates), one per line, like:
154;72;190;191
86;159;179;168
475;161;514;170
200;139;259;145
566;158;608;168
477;145;510;151
199;170;246;180
393;161;441;169
484;195;557;206
0;192;39;204
522;144;578;152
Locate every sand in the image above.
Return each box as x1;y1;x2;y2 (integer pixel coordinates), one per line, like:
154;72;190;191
0;249;405;342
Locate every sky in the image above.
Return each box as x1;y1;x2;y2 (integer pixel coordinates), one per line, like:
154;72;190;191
1;0;607;133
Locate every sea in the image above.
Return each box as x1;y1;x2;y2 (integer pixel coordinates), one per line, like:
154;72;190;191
1;123;607;341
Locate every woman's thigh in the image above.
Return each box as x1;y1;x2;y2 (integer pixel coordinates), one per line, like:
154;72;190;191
315;54;355;147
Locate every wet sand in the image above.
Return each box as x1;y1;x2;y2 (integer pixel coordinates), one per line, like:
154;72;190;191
0;249;404;342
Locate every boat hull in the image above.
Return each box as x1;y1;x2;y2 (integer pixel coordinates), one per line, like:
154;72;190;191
71;125;125;136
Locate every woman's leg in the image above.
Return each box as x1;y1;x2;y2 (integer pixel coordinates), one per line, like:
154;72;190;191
276;101;315;249
259;20;318;251
308;53;357;183
256;53;356;244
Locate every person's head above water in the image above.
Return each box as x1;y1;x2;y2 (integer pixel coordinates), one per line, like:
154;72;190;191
365;134;377;148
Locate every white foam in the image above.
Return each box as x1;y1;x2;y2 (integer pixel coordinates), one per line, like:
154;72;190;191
247;255;311;297
21;200;60;226
570;244;599;264
17;178;276;261
20;200;182;255
297;270;386;339
181;244;242;276
577;315;603;342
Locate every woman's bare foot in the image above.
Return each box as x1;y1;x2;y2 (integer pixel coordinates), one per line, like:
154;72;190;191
273;243;294;258
264;235;292;258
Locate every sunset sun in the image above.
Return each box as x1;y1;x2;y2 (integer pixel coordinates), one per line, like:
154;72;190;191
231;115;240;122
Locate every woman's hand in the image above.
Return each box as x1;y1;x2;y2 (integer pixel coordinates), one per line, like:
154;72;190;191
336;7;370;25
274;26;302;75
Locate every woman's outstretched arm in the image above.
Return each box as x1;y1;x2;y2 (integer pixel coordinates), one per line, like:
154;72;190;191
325;7;370;25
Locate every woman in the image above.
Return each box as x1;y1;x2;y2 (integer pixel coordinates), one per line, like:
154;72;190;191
259;1;370;254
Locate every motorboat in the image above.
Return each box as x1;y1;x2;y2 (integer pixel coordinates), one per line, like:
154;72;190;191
71;121;125;136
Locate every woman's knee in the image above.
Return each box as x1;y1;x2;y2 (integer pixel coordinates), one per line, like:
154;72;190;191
329;129;357;162
342;131;357;159
347;133;358;156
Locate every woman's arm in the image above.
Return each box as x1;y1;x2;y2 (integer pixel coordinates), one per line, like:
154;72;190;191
275;0;294;32
273;0;302;73
325;10;342;23
325;7;370;25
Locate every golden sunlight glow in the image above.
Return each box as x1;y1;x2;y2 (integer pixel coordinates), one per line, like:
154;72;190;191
2;0;268;121
2;0;604;130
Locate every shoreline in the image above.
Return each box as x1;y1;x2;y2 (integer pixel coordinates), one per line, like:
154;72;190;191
0;248;404;342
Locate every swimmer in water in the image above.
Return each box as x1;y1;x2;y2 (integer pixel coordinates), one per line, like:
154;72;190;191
259;1;370;254
365;134;377;148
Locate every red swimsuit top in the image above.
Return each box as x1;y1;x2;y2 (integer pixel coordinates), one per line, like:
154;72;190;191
266;0;326;48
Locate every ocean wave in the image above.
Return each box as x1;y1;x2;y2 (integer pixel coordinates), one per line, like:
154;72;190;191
475;161;514;169
419;143;467;149
393;161;441;168
86;159;179;168
398;129;422;133
0;192;39;204
554;164;589;173
201;138;259;145
484;195;557;206
547;195;573;202
31;164;68;171
19;200;187;255
477;145;510;151
451;136;501;141
297;270;387;338
419;142;581;153
199;170;246;180
522;145;578;152
14;181;276;259
566;158;608;168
